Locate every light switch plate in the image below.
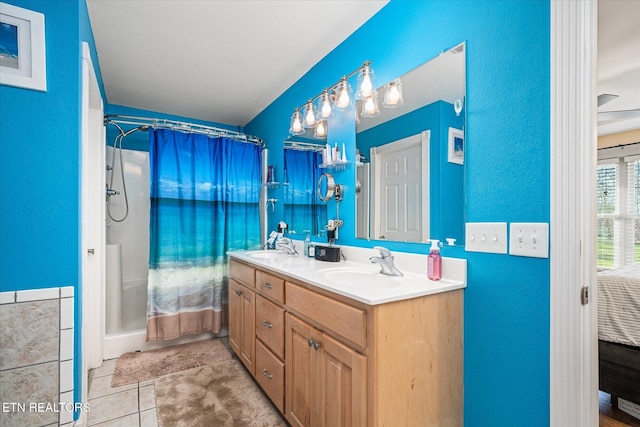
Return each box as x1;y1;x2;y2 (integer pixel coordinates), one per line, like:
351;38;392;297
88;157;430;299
509;222;549;258
465;222;508;254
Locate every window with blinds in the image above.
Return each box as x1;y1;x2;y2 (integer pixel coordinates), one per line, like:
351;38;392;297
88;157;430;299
596;150;640;268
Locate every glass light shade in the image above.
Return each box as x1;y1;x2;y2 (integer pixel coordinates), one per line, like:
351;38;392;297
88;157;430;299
383;79;404;108
360;90;381;118
318;90;333;119
332;77;352;111
313;120;327;139
303;100;317;128
356;64;374;99
289;108;304;135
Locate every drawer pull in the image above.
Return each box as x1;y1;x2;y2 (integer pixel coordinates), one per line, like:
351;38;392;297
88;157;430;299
262;320;273;329
308;338;314;347
313;341;321;350
235;289;242;296
262;369;273;380
262;283;273;290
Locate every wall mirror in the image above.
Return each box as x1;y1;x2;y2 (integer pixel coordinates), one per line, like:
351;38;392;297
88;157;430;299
355;42;466;245
282;132;328;236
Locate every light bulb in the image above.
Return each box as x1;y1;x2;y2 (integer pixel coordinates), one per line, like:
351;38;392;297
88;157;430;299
332;78;352;110
304;100;316;127
320;93;332;118
314;120;326;139
387;85;400;104
336;88;350;109
292;117;303;133
364;97;375;114
360;72;372;98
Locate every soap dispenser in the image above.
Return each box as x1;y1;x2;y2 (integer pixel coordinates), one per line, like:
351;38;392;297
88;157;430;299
427;240;442;281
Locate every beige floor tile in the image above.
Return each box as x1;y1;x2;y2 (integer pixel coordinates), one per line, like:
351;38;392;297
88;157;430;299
140;408;158;427
139;378;156;387
91;359;118;379
139;384;156;411
92;412;139;427
87;388;138;426
89;374;137;400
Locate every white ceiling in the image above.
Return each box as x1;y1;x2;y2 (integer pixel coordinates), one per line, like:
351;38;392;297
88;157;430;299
86;0;388;127
597;0;640;135
87;1;639;133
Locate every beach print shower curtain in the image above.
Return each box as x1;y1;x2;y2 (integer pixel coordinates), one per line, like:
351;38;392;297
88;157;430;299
147;129;262;341
284;148;326;235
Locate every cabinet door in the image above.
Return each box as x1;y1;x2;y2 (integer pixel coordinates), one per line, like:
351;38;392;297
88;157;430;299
313;332;367;427
285;313;314;427
229;279;255;375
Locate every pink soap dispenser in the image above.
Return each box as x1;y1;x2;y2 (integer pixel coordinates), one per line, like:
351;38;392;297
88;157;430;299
427;240;442;281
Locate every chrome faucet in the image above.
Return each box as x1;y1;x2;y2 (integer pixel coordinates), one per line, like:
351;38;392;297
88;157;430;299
369;246;403;276
276;237;299;255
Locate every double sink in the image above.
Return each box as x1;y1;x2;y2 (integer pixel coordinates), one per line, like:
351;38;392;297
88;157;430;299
233;248;466;305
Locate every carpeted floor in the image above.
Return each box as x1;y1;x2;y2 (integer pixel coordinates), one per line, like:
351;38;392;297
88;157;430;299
111;338;232;387
154;358;287;427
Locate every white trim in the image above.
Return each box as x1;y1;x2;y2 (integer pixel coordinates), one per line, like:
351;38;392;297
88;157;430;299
81;41;104;427
550;1;598;426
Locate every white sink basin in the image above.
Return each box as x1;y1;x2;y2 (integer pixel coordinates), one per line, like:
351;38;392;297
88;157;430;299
318;267;419;289
245;250;284;259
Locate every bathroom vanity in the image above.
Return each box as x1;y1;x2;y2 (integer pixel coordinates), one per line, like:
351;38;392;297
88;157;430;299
228;247;466;426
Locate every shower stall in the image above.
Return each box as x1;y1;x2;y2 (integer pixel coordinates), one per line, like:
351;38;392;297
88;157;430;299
102;116;267;359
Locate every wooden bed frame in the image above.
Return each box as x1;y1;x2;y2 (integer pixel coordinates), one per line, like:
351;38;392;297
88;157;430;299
599;340;640;407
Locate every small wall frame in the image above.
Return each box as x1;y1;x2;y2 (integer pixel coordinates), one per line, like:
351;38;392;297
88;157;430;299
0;2;46;91
448;127;464;165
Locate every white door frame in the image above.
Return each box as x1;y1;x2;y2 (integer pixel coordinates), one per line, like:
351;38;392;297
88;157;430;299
81;41;105;418
550;2;598;426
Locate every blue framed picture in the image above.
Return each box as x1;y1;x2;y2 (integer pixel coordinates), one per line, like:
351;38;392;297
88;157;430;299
0;2;46;91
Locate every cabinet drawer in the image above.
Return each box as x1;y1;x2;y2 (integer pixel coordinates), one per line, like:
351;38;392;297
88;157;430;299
230;261;255;287
255;339;285;413
256;270;285;303
256;295;285;359
286;282;367;349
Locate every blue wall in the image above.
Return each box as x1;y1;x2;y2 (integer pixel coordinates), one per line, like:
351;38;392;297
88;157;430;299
246;1;550;425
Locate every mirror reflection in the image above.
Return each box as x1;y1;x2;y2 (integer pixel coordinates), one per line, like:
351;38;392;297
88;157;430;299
356;42;466;244
283;134;327;236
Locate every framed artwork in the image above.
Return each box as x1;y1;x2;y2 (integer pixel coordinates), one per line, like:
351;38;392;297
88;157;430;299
448;127;464;165
0;2;46;91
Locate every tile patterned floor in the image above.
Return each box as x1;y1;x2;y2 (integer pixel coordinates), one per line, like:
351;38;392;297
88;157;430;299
87;359;158;427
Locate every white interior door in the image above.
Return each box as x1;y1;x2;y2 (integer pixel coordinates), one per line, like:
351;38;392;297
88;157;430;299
81;42;105;409
370;131;429;242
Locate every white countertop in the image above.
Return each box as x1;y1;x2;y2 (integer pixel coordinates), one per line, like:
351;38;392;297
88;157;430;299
228;244;466;305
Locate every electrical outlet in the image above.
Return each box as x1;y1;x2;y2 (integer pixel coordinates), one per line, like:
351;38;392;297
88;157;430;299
509;222;549;258
465;222;508;254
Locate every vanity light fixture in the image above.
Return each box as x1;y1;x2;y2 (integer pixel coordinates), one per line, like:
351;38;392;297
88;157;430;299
290;60;396;136
313;120;327;139
289;108;304;135
383;78;404;108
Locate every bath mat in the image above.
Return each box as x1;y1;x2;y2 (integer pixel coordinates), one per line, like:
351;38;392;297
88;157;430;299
155;358;287;427
111;338;232;387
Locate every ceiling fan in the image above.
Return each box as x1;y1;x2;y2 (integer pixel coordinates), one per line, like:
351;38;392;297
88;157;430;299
598;93;640;122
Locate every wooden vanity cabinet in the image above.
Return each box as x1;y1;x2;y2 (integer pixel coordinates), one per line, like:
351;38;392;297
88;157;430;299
286;312;367;427
228;259;463;427
228;278;255;375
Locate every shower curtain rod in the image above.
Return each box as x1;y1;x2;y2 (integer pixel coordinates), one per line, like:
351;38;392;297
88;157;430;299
104;114;263;146
284;141;325;152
